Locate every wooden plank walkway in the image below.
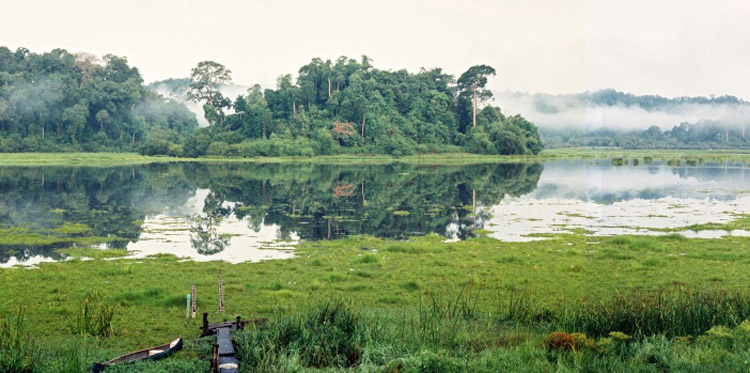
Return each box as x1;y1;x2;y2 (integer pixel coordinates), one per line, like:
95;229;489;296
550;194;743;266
216;328;235;355
202;313;265;373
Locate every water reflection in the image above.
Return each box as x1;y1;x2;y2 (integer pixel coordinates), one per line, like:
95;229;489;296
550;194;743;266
1;159;748;266
487;160;750;241
0;162;542;266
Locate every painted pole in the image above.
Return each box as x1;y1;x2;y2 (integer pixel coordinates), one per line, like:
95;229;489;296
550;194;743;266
186;294;191;319
191;284;197;318
219;272;225;312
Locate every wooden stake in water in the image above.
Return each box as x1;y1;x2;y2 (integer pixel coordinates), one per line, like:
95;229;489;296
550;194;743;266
219;271;225;312
186;294;191;319
191;284;197;318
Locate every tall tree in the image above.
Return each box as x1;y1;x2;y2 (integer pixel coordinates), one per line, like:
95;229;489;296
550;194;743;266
187;61;232;125
457;65;496;128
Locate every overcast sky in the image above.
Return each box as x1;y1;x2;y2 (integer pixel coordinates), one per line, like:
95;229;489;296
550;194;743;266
2;0;749;99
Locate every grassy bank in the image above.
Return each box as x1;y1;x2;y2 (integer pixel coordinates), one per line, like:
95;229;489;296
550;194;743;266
2;230;750;371
2;148;750;167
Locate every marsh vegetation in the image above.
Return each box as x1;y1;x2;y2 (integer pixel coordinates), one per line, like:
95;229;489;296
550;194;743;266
0;153;749;371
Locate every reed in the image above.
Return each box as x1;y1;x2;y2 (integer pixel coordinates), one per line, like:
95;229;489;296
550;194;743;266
67;292;116;337
234;300;365;370
0;308;35;372
556;287;750;338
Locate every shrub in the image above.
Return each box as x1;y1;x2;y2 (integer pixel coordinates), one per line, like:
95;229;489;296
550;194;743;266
546;332;576;351
206;141;230;156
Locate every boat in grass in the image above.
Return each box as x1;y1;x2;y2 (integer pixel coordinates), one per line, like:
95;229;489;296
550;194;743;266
91;337;183;372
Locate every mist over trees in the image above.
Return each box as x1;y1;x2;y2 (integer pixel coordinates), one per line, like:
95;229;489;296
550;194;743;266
0;46;199;152
496;89;750;149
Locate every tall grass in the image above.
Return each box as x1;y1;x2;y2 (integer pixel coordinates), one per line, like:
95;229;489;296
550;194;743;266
225;287;750;372
234;300;366;370
0;308;35;372
67;292;116;337
497;286;750;339
557;287;750;338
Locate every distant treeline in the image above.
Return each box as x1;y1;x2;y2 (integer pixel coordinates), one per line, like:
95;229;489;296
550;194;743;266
542;121;750;149
501;89;747;115
0;47;198;152
0;46;544;157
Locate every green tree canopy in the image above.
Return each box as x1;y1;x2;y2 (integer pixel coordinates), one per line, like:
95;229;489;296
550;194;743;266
457;65;497;129
187;61;232;125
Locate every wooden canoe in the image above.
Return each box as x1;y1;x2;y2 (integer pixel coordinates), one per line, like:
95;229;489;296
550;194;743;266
91;337;183;372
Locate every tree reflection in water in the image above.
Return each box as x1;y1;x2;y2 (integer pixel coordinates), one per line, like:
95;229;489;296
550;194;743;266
188;216;230;255
0;162;544;264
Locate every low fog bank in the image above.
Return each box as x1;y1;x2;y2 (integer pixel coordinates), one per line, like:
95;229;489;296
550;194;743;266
494;90;750;132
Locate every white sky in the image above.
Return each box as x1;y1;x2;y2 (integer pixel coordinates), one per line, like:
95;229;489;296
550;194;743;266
2;0;749;99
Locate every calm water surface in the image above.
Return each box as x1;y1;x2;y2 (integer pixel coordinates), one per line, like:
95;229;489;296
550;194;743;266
1;159;748;267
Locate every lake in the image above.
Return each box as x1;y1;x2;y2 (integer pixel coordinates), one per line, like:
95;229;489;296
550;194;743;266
1;158;749;267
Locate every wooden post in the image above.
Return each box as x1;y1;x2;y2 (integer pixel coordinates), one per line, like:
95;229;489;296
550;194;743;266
219;272;225;313
236;316;242;330
202;312;209;336
212;343;219;373
191;284;197;318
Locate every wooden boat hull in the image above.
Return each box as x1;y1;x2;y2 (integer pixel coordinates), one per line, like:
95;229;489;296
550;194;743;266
91;337;183;372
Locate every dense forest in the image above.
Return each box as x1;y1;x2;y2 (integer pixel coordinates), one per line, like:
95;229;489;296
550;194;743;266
0;47;198;152
0;46;544;156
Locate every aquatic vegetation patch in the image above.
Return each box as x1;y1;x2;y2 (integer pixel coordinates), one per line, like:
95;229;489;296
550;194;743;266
0;225;128;252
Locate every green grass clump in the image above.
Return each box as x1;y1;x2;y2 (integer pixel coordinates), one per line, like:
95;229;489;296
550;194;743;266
629;238;664;251
355;254;381;265
234;301;364;370
67;292;116;337
0;309;34;372
399;281;421;291
612;236;632;245
556;287;750;338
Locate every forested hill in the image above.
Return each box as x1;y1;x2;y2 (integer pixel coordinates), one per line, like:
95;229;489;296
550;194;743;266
0;46;544;156
0;47;198;152
144;57;543;157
